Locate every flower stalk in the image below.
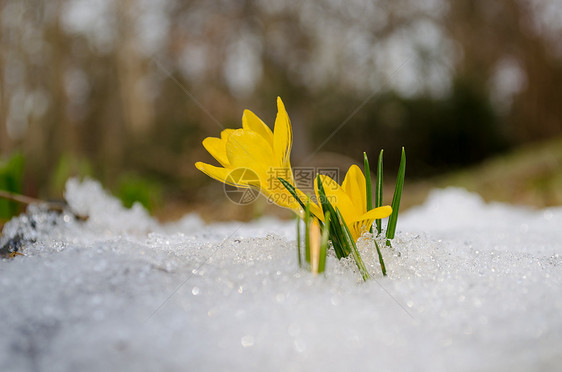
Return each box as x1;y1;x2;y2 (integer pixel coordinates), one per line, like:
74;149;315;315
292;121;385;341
297;200;328;275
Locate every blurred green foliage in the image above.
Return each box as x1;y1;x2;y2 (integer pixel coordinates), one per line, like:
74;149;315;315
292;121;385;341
115;174;162;213
51;153;94;197
1;151;162;220
0;153;25;220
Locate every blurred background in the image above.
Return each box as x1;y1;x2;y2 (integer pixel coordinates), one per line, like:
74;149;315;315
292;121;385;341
1;0;562;223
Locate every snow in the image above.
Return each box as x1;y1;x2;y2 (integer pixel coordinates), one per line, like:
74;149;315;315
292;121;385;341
1;179;561;372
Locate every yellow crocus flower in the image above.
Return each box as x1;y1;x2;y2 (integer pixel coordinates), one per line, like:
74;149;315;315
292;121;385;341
315;165;392;242
195;97;321;216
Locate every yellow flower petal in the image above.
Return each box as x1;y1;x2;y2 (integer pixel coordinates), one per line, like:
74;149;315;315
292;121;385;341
273;97;292;168
356;206;393;222
220;128;235;141
315;174;356;225
195;162;250;188
309;203;324;221
242;110;274;145
294;188;323;220
349;222;364;242
350;206;393;241
225;129;278;194
202;137;229;167
226;129;275;170
341;165;366;215
196;97;326;219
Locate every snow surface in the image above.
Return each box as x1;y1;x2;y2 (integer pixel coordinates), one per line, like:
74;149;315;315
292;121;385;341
1;179;561;372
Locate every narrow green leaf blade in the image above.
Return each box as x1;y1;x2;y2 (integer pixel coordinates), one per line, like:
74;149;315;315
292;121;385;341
375;149;384;235
318;211;330;274
363;152;373;233
316;175;349;258
278;177;307;212
386;147;406;241
304;200;311;264
374;238;387;276
335;208;370;281
296;215;302;268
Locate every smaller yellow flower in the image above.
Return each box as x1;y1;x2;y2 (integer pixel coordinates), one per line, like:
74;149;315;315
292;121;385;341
195;97;321;217
315;165;392;242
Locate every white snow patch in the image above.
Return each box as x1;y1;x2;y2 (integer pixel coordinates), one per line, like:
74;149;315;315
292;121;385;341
1;180;561;372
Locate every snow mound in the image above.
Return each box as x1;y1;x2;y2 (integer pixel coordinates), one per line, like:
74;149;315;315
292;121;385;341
1;180;561;372
65;178;159;235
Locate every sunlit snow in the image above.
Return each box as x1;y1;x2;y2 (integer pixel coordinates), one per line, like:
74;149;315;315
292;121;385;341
1;179;561;371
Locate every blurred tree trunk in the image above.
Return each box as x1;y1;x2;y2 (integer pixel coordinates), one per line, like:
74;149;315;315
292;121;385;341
506;0;562;141
0;39;9;154
0;0;13;155
446;0;562;143
116;0;153;137
26;0;72;194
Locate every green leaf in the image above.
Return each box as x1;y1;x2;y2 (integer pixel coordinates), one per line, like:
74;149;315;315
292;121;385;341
296;215;302;268
116;173;161;213
335;208;371;281
0;153;25;220
374;238;387;276
386;147;406;242
304;200;311;264
51;153;92;196
363;152;373;233
316;175;349;258
368;151;387;275
318;211;330;274
375;150;384;235
278;177;310;216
